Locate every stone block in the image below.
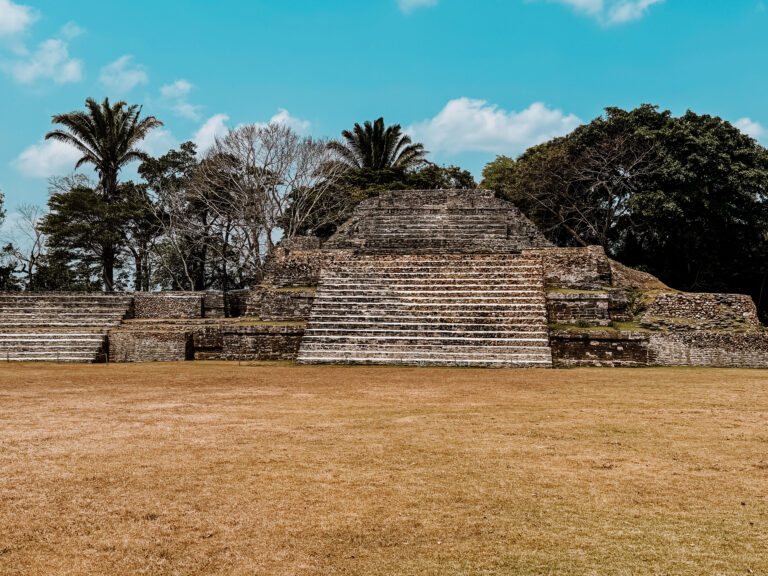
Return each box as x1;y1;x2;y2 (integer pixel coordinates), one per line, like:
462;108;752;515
133;293;203;319
109;329;193;362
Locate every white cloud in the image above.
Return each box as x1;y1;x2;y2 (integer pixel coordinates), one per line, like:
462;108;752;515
160;79;201;120
546;0;663;24
265;108;311;133
0;0;38;36
138;128;180;158
397;0;438;13
160;79;192;99
59;21;85;41
6;38;82;84
735;118;766;140
13;138;82;178
407;98;581;156
193;114;230;155
99;55;148;94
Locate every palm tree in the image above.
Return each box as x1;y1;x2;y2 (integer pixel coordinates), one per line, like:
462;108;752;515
328;117;427;170
45;97;162;291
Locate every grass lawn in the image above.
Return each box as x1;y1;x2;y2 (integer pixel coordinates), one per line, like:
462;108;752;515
1;363;767;575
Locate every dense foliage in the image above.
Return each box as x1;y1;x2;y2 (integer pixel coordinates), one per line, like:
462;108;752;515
327;117;427;170
44;98;162;290
482;105;768;320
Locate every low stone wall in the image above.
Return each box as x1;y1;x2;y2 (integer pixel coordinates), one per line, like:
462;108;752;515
109;330;193;362
201;291;226;318
550;328;768;368
649;332;768;368
260;290;316;322
547;292;611;326
533;246;613;291
263;237;326;288
221;325;305;361
133;293;203;319
225;289;253;317
645;293;759;328
550;330;650;367
192;324;225;360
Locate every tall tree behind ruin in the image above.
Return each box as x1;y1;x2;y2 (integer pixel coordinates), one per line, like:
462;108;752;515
327;117;427;171
482;104;768;320
45;98;162;291
192;123;347;269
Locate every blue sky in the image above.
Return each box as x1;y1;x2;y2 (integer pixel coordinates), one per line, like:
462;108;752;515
1;0;767;220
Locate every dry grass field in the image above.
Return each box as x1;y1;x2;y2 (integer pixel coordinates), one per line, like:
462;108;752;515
1;363;767;575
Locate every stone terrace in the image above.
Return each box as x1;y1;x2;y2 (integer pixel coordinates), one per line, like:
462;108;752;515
298;253;552;367
325;189;551;254
300;190;555;367
0;293;133;362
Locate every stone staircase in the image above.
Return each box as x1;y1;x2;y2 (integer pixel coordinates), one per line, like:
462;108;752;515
325;189;552;254
0;293;134;362
297;254;553;367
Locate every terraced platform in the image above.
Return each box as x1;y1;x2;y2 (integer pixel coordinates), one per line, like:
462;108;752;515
297;254;553;367
0;294;133;362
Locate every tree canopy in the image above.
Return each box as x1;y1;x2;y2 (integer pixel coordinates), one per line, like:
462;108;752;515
44;98;162;290
328;118;427;170
482;104;768;320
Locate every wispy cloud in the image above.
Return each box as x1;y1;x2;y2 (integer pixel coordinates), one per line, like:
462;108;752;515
5;37;83;84
397;0;438;14
407;97;581;155
99;55;148;94
545;0;664;25
0;0;38;37
160;79;202;120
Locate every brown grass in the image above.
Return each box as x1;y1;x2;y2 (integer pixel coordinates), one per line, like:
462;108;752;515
1;363;767;575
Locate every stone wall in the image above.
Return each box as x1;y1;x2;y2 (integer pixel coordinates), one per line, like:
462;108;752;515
109;329;193;362
133;293;203;319
221;325;305;361
224;289;252;317
547;291;611;326
263;237;328;288
260;289;316;322
649;332;768;368
550;328;768;369
201;291;226;318
533;246;613;290
550;330;650;367
644;293;759;329
192;324;224;360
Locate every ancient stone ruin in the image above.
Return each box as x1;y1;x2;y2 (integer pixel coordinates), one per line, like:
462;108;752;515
0;189;766;367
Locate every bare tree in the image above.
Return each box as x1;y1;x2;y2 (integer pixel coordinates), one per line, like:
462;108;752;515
2;204;47;287
191;123;347;275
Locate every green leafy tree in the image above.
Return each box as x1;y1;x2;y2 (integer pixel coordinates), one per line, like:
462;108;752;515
45;97;162;290
39;178;126;291
328;118;427;170
482;104;768;320
406;163;476;190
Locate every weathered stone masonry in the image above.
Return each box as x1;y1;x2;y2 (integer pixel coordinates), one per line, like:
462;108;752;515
1;188;766;367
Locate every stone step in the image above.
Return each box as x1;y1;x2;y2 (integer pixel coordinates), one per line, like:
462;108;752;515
319;281;542;288
0;310;129;317
315;289;542;296
306;326;549;334
310;300;547;318
297;354;552;368
300;339;550;350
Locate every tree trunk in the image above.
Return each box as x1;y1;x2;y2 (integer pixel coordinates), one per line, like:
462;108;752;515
103;244;115;292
